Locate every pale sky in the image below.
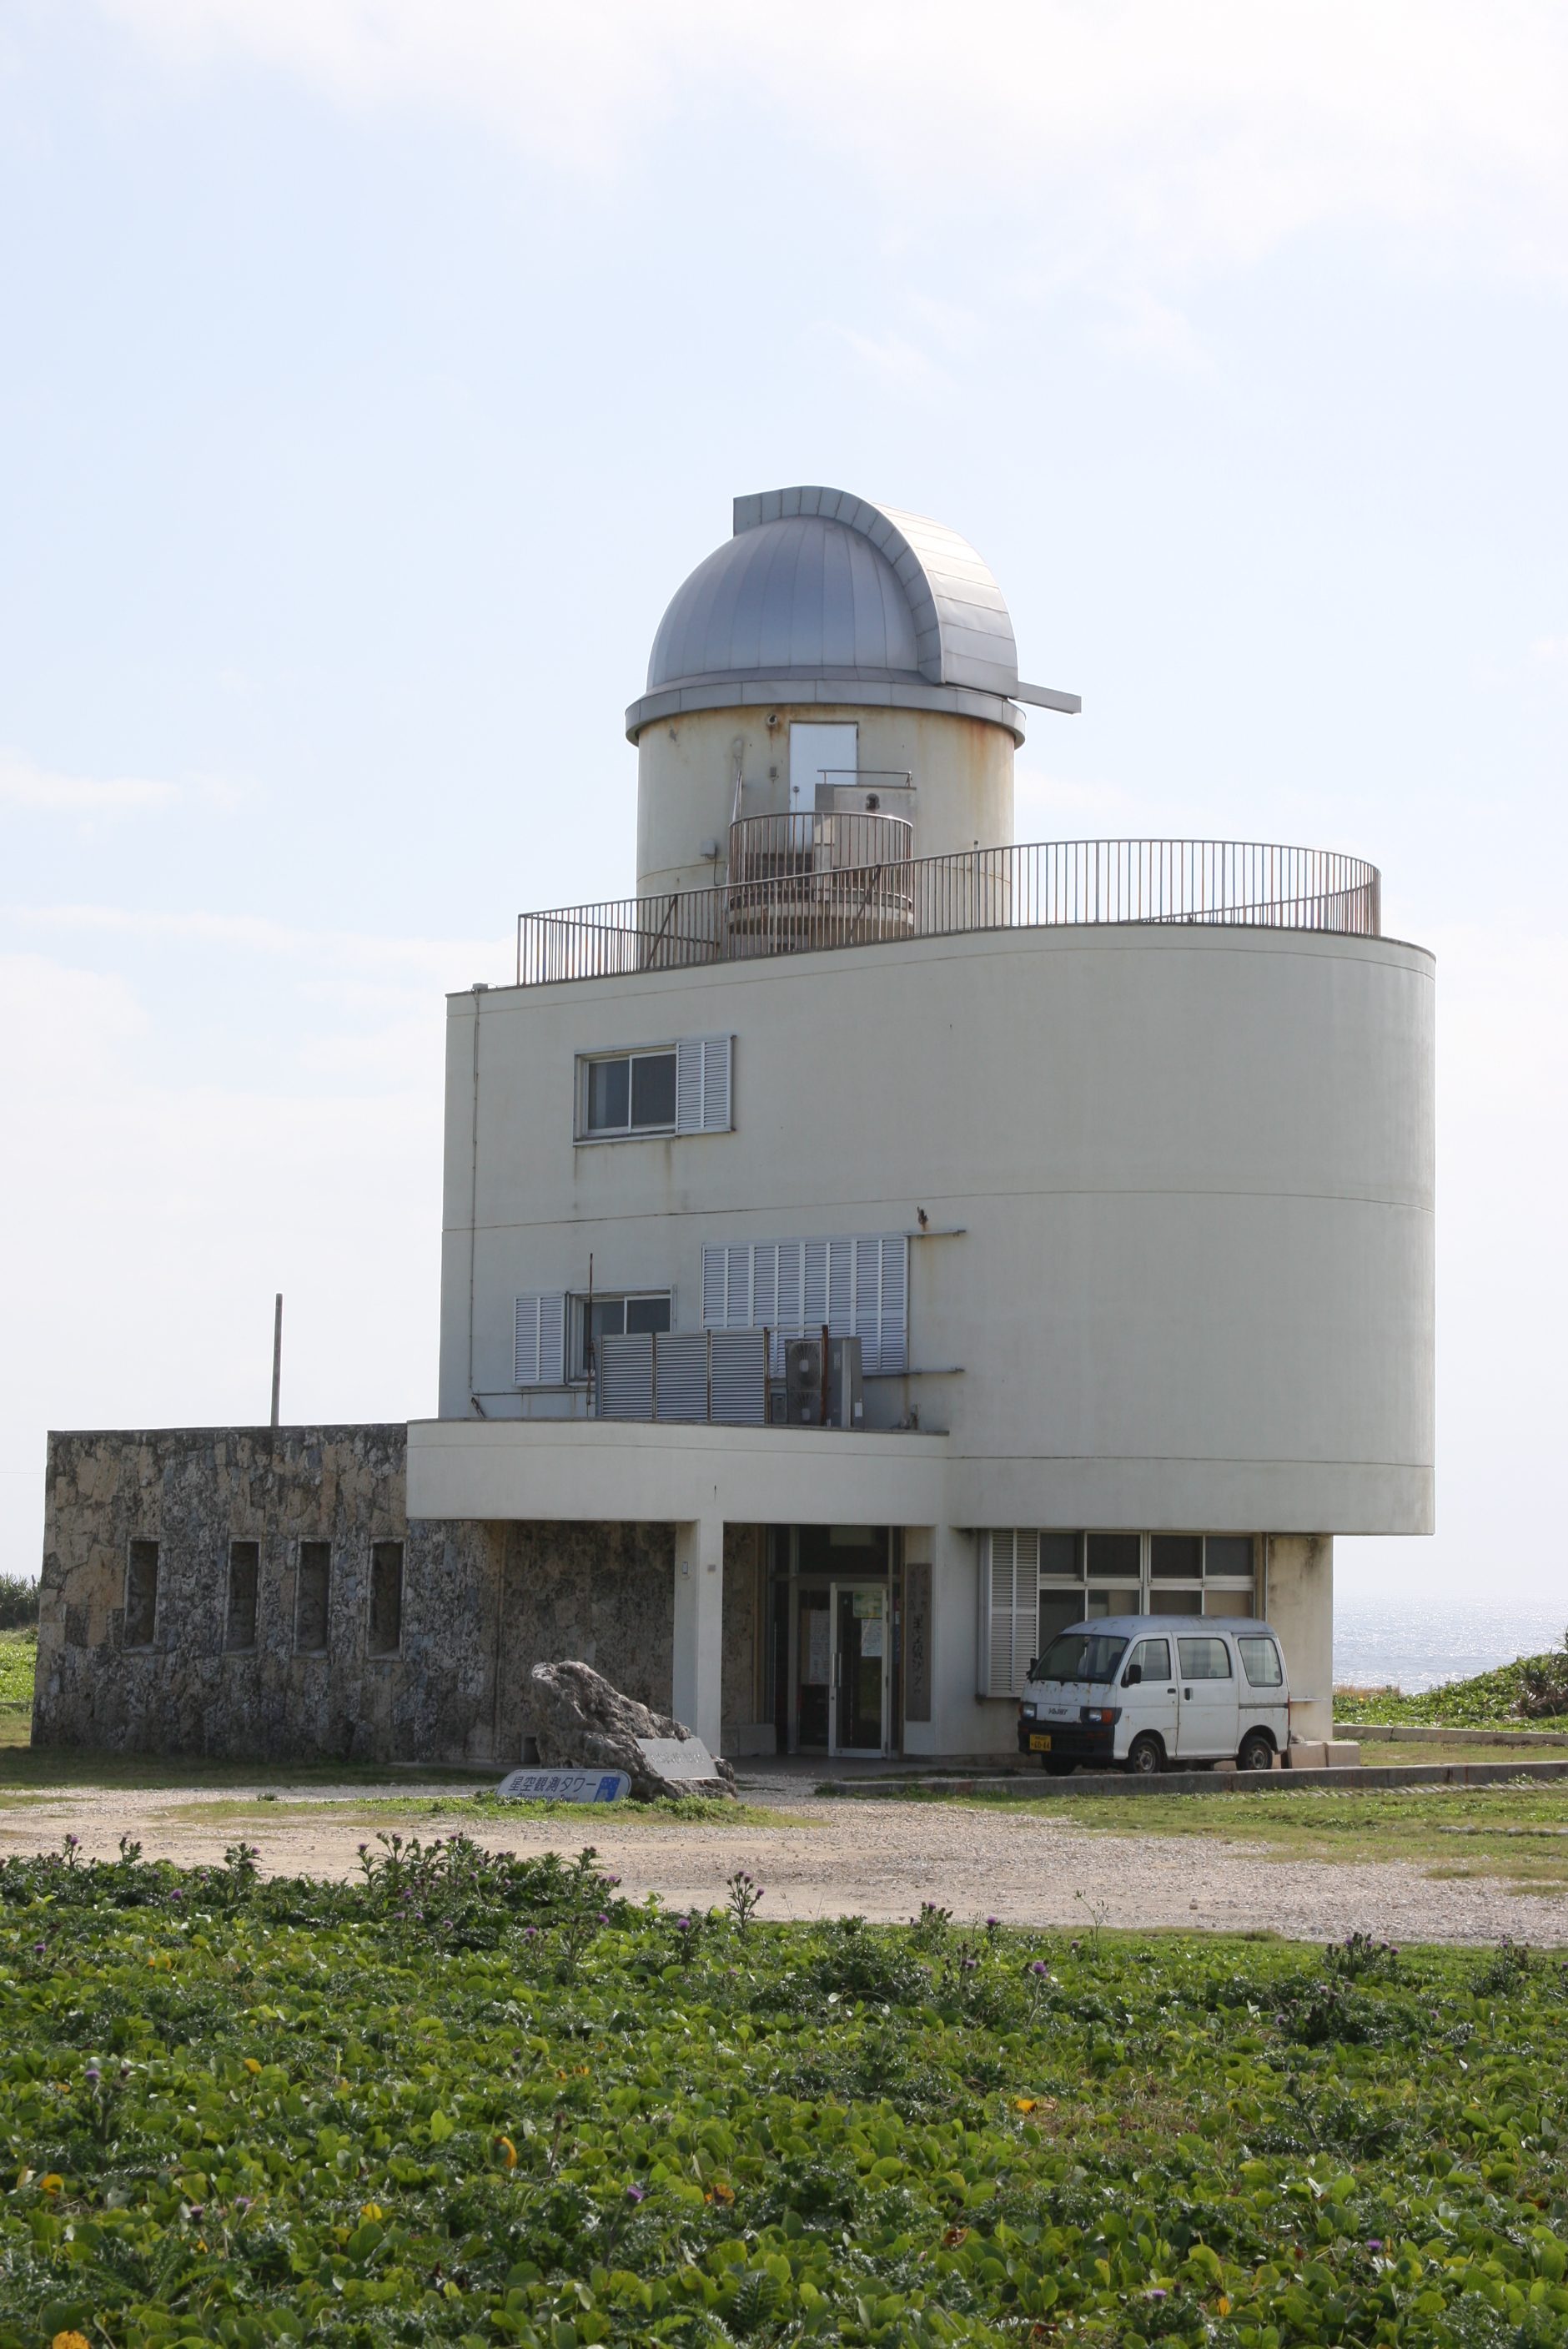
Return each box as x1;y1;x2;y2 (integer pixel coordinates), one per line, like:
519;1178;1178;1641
3;3;1565;1604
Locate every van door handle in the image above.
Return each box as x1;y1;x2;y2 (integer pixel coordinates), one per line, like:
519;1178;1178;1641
1182;1688;1192;1699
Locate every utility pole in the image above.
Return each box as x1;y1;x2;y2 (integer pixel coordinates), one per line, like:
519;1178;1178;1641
270;1293;283;1431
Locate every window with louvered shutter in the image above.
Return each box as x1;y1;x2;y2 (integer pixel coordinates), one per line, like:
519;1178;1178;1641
700;1235;908;1374
513;1292;566;1386
978;1530;1041;1698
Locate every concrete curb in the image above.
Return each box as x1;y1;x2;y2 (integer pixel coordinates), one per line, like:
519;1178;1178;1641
817;1757;1568;1800
1337;1723;1568;1748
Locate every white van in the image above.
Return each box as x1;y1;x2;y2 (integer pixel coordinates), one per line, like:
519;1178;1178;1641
1016;1616;1289;1775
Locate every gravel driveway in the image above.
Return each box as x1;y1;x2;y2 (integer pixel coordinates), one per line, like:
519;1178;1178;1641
3;1776;1564;1946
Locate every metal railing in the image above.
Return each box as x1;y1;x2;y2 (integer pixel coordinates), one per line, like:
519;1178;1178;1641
515;838;1381;986
728;808;913;884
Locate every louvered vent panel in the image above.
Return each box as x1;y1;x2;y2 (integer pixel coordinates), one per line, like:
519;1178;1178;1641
751;1244;778;1328
674;1034;732;1133
710;1329;767;1424
987;1532;1018;1694
827;1240;853;1337
700;1034;731;1129
878;1238;908;1373
514;1293;566;1386
675;1037;705;1133
803;1240;829;1330
701;1246;726;1328
598;1332;654;1419
654;1331;711;1421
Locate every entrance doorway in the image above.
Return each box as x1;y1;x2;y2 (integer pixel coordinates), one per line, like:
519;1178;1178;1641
794;1582;889;1756
770;1525;898;1758
833;1584;889;1754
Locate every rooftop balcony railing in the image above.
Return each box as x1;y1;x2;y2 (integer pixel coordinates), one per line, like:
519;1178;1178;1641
515;837;1381;988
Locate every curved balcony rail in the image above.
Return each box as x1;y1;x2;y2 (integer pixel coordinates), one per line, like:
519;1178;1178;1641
515;838;1380;987
728;807;914;884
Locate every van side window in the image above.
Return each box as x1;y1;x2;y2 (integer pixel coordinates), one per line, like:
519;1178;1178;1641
1177;1636;1232;1680
1127;1637;1170;1680
1238;1636;1283;1688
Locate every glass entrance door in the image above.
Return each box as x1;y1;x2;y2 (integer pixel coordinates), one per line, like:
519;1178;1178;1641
832;1584;889;1756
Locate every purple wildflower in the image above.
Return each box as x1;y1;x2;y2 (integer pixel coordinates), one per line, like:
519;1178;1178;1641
626;2183;646;2203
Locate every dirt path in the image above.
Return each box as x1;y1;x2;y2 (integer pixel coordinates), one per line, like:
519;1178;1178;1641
3;1776;1565;1946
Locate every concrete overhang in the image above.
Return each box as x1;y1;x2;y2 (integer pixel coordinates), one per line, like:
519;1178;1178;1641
406;1416;951;1528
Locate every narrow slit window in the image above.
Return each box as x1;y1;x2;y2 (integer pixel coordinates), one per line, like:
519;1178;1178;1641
124;1539;159;1648
369;1541;404;1656
225;1541;259;1652
295;1542;330;1653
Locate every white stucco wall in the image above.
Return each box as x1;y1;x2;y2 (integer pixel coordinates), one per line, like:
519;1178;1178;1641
439;920;1435;1538
635;702;1015;897
1264;1533;1336;1740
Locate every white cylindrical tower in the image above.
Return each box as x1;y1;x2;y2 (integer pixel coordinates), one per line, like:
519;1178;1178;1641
625;486;1077;898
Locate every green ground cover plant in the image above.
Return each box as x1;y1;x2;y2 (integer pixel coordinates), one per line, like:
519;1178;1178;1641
1335;1642;1568;1733
3;1838;1568;2346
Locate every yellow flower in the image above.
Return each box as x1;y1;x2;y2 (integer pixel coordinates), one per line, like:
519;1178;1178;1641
38;2173;64;2196
1013;2097;1038;2113
1218;2296;1231;2316
360;2202;384;2222
53;2333;92;2349
244;2058;261;2075
497;2137;518;2170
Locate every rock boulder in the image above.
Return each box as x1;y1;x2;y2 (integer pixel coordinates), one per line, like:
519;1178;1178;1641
527;1660;737;1801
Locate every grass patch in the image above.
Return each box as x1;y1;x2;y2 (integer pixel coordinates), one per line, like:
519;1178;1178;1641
0;1626;36;1710
1335;1645;1568;1731
168;1792;804;1829
3;1838;1567;2345
0;1748;503;1793
928;1782;1568;1890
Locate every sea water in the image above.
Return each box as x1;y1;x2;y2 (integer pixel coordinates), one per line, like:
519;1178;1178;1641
1333;1594;1566;1693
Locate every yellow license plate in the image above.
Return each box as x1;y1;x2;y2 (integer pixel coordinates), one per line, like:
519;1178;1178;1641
1028;1733;1052;1752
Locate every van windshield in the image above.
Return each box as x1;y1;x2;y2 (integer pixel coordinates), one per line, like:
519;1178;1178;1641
1037;1632;1128;1686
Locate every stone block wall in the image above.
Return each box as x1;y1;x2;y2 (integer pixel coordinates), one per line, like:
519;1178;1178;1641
34;1426;755;1767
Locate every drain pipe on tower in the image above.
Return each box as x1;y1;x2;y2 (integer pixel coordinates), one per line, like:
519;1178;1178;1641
466;983;487;1412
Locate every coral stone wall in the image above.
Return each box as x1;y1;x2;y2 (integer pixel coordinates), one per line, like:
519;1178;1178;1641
35;1427;501;1764
34;1427;756;1766
496;1520;676;1761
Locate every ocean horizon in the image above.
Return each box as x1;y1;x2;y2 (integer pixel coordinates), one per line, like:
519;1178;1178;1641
1333;1594;1565;1693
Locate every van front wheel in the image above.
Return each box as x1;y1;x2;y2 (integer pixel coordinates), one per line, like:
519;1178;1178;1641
1125;1734;1164;1777
1238;1730;1275;1772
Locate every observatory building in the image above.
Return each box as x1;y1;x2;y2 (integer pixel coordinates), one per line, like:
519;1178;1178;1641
34;486;1435;1767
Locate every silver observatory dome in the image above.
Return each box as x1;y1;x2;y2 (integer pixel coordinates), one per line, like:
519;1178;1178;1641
626;485;1077;741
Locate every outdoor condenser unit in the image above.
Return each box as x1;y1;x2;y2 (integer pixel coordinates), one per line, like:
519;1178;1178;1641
827;1335;863;1428
784;1335;825;1424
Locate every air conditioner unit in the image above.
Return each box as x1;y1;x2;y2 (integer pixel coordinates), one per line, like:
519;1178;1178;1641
784;1335;824;1425
827;1335;863;1429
